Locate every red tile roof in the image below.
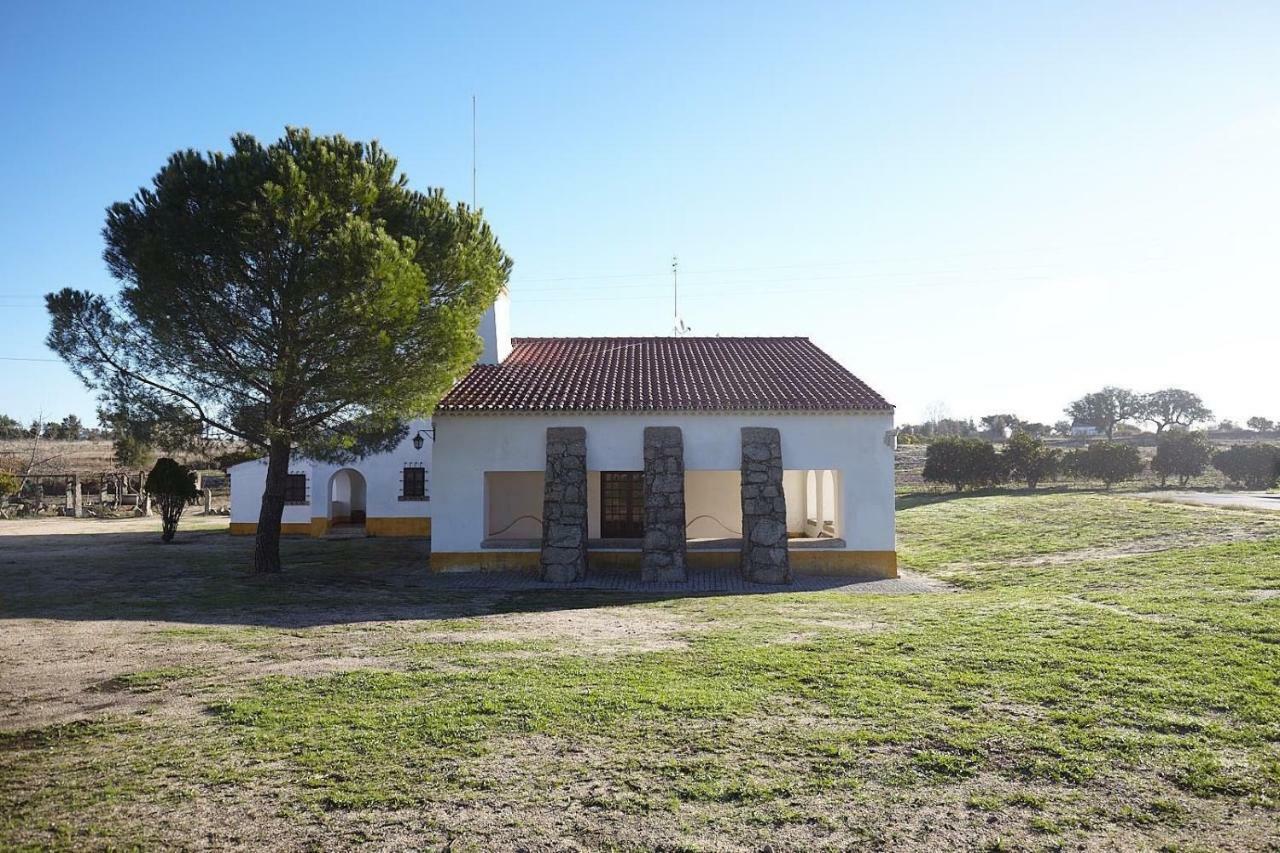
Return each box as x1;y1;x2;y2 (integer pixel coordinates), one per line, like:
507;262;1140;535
437;337;892;413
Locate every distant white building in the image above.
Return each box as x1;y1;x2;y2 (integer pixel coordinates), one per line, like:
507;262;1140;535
1070;421;1102;437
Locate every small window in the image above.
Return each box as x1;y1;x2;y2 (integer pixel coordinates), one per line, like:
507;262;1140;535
402;466;426;499
283;474;307;504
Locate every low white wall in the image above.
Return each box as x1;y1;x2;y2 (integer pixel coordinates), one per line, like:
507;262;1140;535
229;417;435;524
685;471;741;538
485;471;543;539
432;411;895;553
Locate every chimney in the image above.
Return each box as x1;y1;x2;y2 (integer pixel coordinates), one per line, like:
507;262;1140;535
477;287;511;364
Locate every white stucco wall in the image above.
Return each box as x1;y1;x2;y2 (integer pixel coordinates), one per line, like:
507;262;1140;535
431;411;895;553
229;417;435;524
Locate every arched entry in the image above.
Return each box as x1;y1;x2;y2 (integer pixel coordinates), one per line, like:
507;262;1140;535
328;468;367;527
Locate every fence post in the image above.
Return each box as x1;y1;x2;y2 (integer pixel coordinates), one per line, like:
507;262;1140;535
72;474;83;518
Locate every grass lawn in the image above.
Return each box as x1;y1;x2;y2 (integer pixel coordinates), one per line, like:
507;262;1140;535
1;495;1278;850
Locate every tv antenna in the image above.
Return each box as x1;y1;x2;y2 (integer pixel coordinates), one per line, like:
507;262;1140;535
471;94;477;209
671;256;691;336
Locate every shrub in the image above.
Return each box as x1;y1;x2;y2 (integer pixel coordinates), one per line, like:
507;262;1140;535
1063;442;1144;489
0;470;18;501
1151;431;1213;488
144;458;200;543
1212;444;1280;490
922;437;1007;492
1002;431;1061;490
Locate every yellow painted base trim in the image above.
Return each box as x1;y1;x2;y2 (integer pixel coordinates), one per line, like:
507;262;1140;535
790;550;898;579
228;522;316;536
228;517;431;539
366;517;431;537
431;549;897;579
432;550;541;573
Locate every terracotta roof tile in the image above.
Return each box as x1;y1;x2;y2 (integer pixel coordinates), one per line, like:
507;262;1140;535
437;337;892;413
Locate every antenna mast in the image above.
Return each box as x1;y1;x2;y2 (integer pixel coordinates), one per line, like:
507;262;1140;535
671;255;679;336
471;94;477;208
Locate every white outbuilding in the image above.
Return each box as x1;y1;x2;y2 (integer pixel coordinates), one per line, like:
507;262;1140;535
228;418;435;538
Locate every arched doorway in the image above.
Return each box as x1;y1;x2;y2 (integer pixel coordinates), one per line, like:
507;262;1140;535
328;468;367;529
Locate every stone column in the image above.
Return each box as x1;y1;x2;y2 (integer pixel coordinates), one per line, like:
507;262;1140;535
642;426;687;582
72;474;83;518
540;427;588;582
740;427;790;584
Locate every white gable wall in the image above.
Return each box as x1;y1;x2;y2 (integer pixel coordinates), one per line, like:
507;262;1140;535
432;411;895;553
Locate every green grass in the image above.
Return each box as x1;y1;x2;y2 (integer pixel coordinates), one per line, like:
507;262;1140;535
2;493;1278;848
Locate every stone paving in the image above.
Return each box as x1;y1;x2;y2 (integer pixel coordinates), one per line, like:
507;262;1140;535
425;565;950;595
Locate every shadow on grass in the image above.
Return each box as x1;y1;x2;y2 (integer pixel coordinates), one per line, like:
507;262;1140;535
0;527;895;628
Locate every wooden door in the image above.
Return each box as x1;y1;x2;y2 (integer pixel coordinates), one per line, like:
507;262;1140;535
600;471;644;538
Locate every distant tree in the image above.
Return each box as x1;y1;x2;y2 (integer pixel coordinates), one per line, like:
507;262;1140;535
1064;442;1144;489
0;415;23;439
1002;431;1061;490
1065;387;1141;440
1139;389;1212;434
923;437;1007;492
1246;416;1276;433
46;129;511;573
1216;420;1240;433
1212;444;1280;490
59;414;84;440
1052;420;1073;437
980;413;1019;438
1151;431;1213;488
113;435;153;469
1019;422;1053;438
144;458;200;543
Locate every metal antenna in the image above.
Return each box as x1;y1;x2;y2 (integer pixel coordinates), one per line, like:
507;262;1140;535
471;94;477;208
672;255;679;335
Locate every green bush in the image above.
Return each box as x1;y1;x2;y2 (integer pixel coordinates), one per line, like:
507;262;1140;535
1063;442;1144;489
144;458;200;543
1002;432;1061;489
922;437;1007;492
1211;444;1280;490
1151;431;1213;488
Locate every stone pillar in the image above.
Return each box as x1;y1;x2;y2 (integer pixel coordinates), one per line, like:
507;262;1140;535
540;427;588;582
642;426;687;582
72;474;83;518
65;480;74;517
740;427;790;584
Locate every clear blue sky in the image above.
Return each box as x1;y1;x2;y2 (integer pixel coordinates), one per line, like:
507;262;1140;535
2;1;1277;428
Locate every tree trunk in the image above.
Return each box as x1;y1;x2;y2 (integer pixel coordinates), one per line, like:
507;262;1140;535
253;438;291;573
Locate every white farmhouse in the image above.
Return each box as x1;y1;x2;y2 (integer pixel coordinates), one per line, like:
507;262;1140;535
231;291;899;583
430;301;898;582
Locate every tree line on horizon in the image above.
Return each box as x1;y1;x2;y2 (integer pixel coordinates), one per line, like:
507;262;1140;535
922;428;1280;493
901;386;1279;443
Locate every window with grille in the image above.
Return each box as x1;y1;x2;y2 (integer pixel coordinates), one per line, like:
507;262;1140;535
402;466;426;499
283;474;307;504
600;471;644;538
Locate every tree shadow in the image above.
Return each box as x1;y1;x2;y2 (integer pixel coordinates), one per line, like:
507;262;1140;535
0;527;912;629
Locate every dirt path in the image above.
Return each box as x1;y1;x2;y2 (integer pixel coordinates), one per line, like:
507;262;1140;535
1138;490;1280;512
